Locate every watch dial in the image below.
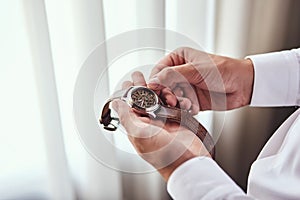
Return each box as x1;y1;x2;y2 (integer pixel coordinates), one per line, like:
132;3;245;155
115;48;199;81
131;87;157;109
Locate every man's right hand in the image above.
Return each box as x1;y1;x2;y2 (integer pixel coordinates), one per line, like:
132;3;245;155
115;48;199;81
148;47;254;114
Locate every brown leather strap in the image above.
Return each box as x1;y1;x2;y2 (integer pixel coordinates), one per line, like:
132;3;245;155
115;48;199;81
99;88;130;130
156;106;215;159
100;101;120;131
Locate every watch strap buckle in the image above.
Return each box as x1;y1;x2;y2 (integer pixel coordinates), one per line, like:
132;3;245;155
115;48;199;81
103;117;120;131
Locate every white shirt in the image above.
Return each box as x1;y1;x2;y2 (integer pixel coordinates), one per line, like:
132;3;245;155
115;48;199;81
167;48;300;200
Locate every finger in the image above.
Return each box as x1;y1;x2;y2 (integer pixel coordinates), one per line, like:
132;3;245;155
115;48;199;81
161;88;177;107
148;63;200;91
122;81;133;89
148;48;186;92
131;71;146;86
179;83;199;114
112;100;143;134
150;48;186;78
149;63;201;113
190;105;200;115
173;87;184;97
112;100;160;138
177;97;192;110
139;116;151;124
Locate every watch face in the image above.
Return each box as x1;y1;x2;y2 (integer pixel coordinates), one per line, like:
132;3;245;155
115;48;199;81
130;87;157;109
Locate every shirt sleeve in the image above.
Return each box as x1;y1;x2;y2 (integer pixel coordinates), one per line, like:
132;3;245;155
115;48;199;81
247;48;300;107
167;157;255;200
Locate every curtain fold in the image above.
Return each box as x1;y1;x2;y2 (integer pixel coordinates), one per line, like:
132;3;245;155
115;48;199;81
166;0;216;52
21;0;75;199
45;0;122;199
105;1;169;199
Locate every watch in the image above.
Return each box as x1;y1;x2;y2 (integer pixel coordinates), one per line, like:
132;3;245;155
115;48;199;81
99;86;215;159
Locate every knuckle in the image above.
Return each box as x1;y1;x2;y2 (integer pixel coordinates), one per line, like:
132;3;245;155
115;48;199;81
174;47;186;53
122;81;132;88
175;47;192;55
161;67;173;77
159;68;173;86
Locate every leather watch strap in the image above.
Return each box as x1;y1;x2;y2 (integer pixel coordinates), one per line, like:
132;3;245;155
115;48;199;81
156;105;216;159
100;88;130;131
100;100;120;131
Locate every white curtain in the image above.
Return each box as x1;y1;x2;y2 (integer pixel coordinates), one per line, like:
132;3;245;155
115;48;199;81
2;0;299;199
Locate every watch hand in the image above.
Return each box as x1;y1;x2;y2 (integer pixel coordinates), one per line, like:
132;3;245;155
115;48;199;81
141;100;145;107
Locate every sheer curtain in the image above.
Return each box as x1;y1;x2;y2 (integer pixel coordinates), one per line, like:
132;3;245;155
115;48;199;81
2;0;300;199
4;0;215;199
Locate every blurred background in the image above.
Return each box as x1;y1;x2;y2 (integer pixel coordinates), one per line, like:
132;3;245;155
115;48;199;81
1;0;300;199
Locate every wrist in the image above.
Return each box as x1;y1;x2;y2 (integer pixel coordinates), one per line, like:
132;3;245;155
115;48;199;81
158;151;194;181
158;148;209;181
213;55;255;109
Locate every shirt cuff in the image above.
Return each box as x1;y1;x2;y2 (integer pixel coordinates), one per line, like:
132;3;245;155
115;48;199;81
167;157;248;200
247;49;300;107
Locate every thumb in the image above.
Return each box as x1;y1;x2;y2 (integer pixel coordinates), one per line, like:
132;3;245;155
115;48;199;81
111;99;123;113
111;100;138;133
112;100;158;138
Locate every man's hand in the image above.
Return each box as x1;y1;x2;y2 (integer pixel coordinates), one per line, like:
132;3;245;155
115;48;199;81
113;71;210;181
148;47;254;114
